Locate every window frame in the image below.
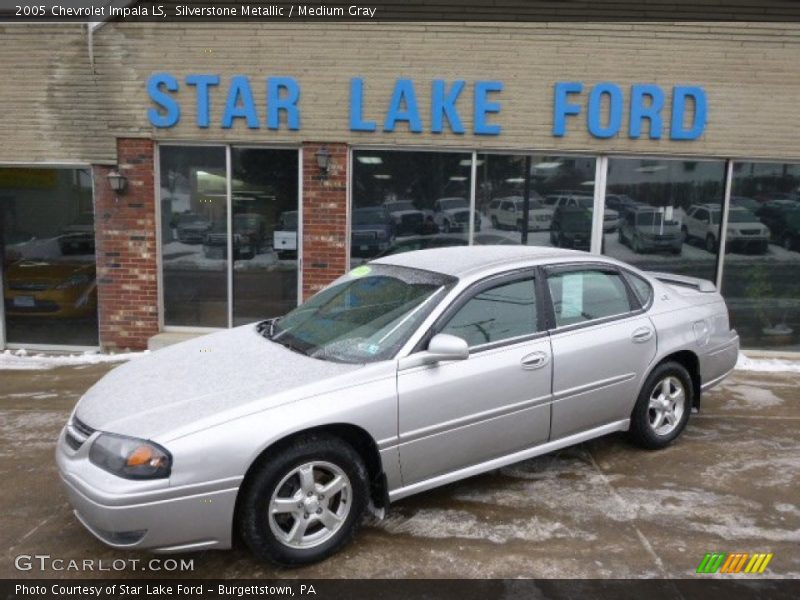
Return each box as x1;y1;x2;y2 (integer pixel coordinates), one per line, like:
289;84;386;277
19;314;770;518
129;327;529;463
413;267;547;354
540;262;644;333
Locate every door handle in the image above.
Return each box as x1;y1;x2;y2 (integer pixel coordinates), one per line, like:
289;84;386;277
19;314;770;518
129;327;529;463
632;327;654;343
521;351;549;370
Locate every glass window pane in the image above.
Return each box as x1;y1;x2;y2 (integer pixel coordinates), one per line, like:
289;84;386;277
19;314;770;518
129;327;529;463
547;269;632;327
231;148;298;326
159;146;227;327
351;149;473;262
1;167;97;345
477;154;596;251
721;161;800;350
603;158;726;282
441;278;537;347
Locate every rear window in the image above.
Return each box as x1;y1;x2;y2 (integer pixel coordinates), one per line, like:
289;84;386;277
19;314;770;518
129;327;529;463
624;271;653;308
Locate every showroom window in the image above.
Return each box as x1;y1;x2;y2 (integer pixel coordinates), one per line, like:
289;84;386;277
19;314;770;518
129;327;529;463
721;161;800;350
477;154;596;251
602;157;726;283
350;149;472;264
0;167;98;347
159;145;299;329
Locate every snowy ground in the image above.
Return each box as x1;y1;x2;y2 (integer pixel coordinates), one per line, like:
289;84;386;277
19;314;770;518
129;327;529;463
1;355;799;578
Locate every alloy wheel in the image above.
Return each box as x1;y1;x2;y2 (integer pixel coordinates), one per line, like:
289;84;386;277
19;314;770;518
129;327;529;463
268;461;352;550
648;376;686;436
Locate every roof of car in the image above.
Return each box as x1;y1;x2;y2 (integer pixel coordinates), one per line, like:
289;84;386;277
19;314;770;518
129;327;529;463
372;245;589;277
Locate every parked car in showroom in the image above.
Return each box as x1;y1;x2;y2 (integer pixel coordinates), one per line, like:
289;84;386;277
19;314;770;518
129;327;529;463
351;207;393;257
175;213;212;244
384;200;427;236
488;195;552;232
552;195;619;233
618;206;682;255
57;246;738;566
755;200;800;251
4;259;96;317
550;205;592;250
683;204;769;254
233;213;268;252
202;224;255;260
432;197;481;233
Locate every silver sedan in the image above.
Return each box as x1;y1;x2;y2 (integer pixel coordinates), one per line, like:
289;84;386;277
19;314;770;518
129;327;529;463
56;246;739;565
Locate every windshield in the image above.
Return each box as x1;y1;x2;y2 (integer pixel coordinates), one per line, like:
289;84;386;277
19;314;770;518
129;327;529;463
515;200;544;209
269;264;456;363
354;209;386;225
576;197;593;208
728;209;757;223
439;198;468;210
388;201;415;212
636;212;678;226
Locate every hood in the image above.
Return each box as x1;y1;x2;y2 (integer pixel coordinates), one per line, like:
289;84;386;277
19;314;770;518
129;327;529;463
389;209;423;217
7;260;95;283
637;224;681;235
75;325;361;441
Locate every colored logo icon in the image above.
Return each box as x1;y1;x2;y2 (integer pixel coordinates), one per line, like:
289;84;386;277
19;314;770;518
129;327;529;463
697;552;774;574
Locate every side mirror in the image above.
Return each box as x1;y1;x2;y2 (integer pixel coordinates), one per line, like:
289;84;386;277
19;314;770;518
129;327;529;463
398;333;469;371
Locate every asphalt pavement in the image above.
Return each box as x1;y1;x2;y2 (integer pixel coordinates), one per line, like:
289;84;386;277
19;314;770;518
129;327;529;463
1;363;798;578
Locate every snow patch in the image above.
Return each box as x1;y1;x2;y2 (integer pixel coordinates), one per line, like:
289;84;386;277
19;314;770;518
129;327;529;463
0;349;146;370
735;353;800;373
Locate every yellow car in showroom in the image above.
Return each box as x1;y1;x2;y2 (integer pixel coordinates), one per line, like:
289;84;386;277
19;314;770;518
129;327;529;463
4;259;97;318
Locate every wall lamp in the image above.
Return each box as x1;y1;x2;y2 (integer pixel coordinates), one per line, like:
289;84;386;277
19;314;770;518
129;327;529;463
315;147;331;178
107;169;128;194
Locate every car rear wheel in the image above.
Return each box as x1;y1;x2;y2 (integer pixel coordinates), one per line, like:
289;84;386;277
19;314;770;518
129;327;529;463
238;434;368;566
629;361;693;450
705;234;717;253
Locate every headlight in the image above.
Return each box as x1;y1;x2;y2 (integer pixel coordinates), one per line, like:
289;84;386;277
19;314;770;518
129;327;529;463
89;433;171;479
56;273;91;289
727;228;737;236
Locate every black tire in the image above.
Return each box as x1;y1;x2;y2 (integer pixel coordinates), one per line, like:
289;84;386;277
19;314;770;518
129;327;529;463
705;233;717;253
618;229;625;244
681;226;689;243
629;361;694;450
783;233;795;252
517;220;526;233
490;216;499;229
238;434;369;566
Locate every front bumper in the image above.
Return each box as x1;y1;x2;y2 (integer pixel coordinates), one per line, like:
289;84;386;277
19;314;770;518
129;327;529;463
56;427;240;553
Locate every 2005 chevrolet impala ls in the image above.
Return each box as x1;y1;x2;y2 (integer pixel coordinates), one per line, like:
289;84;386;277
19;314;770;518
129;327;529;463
57;246;739;565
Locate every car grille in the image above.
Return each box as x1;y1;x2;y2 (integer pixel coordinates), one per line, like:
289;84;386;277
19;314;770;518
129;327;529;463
740;229;761;235
5;299;60;313
205;233;227;245
9;281;51;291
65;416;95;451
453;211;470;223
604;214;617;221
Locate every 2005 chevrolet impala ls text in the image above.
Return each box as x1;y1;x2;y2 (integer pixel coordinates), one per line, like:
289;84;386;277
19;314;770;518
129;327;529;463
56;246;739;565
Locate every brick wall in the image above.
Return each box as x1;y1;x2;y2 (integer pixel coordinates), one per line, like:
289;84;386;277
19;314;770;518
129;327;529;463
93;139;159;351
301;142;349;300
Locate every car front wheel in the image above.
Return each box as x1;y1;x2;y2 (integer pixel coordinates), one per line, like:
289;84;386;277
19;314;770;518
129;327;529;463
238;434;368;566
629;361;693;450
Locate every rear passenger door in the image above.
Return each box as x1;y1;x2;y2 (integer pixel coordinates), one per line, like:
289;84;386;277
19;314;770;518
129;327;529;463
544;265;657;439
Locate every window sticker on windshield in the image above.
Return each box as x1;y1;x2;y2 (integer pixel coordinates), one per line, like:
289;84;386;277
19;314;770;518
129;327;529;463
560;273;584;319
350;265;372;277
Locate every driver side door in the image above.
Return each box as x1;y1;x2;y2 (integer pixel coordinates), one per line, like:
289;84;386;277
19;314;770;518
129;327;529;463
396;270;552;486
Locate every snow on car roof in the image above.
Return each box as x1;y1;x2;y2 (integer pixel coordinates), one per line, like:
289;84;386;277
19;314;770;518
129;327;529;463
372;245;587;277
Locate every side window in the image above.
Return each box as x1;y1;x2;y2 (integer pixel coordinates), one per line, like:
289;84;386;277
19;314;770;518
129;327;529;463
695;208;707;222
489;200;500;210
624;271;653;307
547;269;633;327
440;278;537;348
